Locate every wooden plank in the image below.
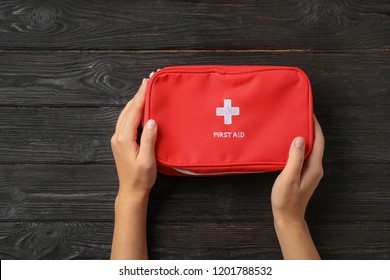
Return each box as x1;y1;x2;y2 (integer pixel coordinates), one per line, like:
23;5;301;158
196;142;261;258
0;164;117;221
0;51;389;106
150;222;390;260
0;221;388;259
0;222;112;259
0;106;389;164
0;1;388;50
0;107;117;164
0;164;389;222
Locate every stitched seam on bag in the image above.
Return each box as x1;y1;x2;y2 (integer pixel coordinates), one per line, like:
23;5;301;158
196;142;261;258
153;67;300;76
156;156;288;168
158;161;285;168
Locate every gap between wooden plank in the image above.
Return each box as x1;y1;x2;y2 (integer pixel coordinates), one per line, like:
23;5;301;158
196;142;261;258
0;48;388;54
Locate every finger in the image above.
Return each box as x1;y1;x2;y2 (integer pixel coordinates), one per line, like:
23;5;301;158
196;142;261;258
118;78;148;141
138;119;158;166
303;115;325;170
301;115;325;187
117;79;148;132
280;136;306;183
115;99;134;132
115;77;149;132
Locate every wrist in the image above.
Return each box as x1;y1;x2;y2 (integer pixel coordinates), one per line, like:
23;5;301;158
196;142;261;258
274;217;307;233
114;194;149;217
116;185;150;206
272;208;306;228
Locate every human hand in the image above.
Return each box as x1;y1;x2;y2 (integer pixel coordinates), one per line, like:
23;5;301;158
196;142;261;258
111;78;158;200
271;115;324;259
110;78;157;259
271;115;325;226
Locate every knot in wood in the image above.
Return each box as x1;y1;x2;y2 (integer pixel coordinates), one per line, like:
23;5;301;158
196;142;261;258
27;6;56;31
90;61;130;93
300;0;343;30
317;2;341;22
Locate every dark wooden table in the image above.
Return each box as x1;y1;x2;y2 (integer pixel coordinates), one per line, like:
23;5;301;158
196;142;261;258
0;0;389;259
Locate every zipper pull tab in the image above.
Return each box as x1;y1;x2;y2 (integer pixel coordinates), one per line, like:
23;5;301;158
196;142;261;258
149;69;161;78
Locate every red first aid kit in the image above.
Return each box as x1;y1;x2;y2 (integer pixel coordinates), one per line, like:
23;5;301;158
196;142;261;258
143;65;313;176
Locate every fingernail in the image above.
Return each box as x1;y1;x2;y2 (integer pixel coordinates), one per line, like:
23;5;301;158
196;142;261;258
294;137;304;148
142;78;147;85
146;119;156;130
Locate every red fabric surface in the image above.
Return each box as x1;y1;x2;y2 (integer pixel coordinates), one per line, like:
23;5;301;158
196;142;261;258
144;65;313;176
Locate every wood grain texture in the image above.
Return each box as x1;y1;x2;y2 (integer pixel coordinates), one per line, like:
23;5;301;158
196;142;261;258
0;106;389;164
0;0;388;50
0;221;388;259
0;164;389;223
0;51;389;106
148;222;390;260
0;222;112;259
0;107;117;164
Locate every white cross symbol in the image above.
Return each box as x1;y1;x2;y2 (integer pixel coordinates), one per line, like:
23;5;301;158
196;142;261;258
216;99;240;125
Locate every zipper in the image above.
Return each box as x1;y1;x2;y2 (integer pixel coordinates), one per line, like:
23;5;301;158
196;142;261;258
149;65;299;78
172;167;264;176
149;68;161;78
149;66;231;78
149;66;225;78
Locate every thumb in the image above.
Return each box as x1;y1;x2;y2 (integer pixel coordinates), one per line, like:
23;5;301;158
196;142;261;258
280;137;305;182
138;119;157;163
